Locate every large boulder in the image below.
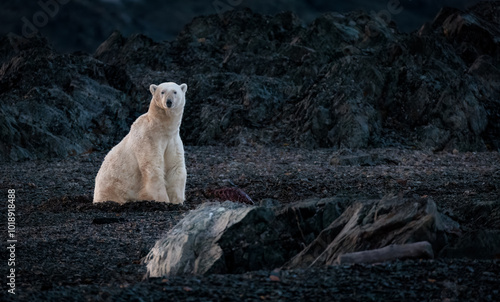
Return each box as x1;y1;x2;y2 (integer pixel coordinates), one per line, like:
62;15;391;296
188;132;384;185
144;202;257;277
144;196;459;277
144;198;342;276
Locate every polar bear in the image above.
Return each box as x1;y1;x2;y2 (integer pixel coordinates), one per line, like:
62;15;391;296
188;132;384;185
93;82;188;204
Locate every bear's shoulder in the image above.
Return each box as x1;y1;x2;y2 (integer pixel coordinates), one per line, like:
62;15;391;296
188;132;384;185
130;113;151;130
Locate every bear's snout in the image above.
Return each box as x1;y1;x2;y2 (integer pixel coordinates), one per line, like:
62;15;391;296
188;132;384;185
166;99;173;108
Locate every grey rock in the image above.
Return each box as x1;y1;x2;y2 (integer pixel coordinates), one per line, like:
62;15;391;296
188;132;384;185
144;202;256;277
330;153;376;166
329;150;400;166
144;196;458;276
0;40;136;161
144;198;343;276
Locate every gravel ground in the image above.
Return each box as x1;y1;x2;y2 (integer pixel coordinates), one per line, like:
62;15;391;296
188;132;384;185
1;146;499;301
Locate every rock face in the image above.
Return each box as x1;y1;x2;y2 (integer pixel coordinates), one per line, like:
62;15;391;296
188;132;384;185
0;36;139;161
1;2;500;161
144;196;459;276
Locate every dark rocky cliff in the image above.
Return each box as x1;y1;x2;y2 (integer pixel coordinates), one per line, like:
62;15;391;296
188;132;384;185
1;2;499;161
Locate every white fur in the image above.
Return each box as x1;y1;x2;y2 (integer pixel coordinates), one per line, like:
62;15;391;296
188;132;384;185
93;82;188;204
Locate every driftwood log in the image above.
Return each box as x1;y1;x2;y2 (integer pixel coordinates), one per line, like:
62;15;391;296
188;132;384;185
336;241;434;265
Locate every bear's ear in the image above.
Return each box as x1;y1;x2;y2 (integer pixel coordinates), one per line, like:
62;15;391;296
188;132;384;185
180;83;188;93
149;84;158;95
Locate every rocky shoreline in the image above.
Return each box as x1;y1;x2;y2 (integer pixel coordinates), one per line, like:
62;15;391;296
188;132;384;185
1;146;499;300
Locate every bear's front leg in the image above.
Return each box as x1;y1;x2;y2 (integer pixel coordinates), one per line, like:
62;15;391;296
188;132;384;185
165;165;186;205
139;177;170;202
136;158;170;202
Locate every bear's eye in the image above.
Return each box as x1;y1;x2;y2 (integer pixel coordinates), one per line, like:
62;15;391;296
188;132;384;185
161;91;165;95
174;91;177;94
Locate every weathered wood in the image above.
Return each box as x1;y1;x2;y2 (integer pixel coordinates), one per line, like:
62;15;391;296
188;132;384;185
284;195;458;269
336;241;434;264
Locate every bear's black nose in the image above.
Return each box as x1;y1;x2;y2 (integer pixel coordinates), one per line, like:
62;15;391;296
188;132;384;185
166;99;173;108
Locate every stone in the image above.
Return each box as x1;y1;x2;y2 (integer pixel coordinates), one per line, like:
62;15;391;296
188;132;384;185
144;196;458;276
144;198;343;276
0;36;136;161
329;150;400;166
144;202;257;277
330;153;375;166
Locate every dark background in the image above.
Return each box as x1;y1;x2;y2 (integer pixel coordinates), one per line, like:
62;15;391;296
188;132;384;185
1;0;482;53
1;0;499;161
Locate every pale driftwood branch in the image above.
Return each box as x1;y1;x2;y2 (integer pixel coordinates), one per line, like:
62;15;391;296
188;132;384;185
336;241;434;265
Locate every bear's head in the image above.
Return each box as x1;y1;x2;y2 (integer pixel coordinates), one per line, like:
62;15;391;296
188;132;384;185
149;82;187;114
